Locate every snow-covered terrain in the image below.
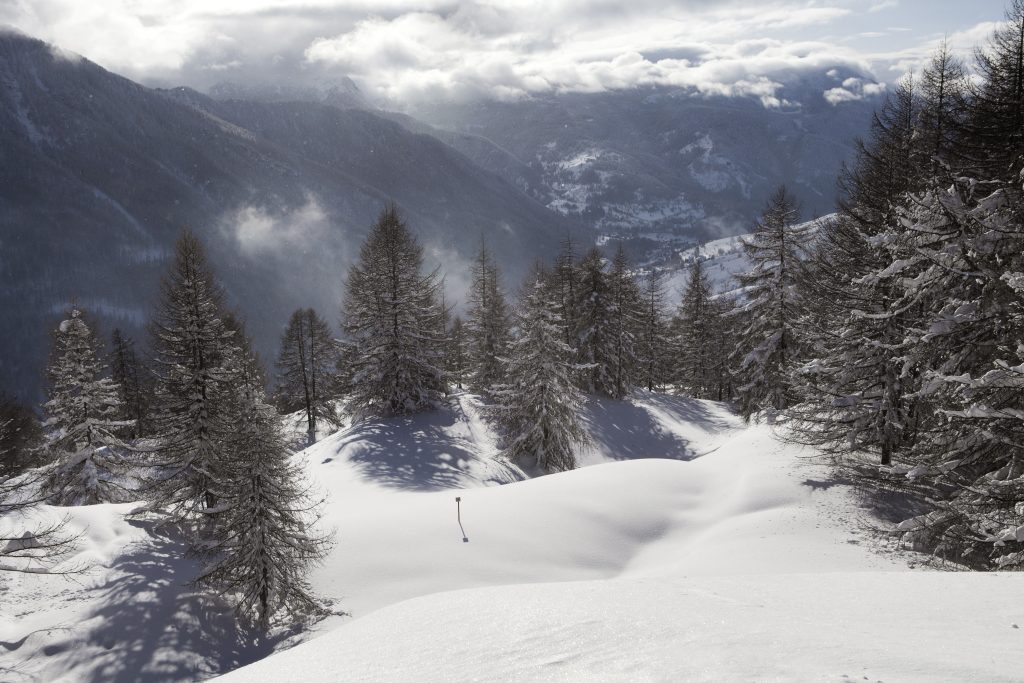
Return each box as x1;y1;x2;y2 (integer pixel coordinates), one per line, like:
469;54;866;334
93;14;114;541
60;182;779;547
4;390;1023;681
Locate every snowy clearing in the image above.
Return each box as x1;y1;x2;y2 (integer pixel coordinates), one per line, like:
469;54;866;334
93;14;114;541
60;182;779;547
3;391;1022;681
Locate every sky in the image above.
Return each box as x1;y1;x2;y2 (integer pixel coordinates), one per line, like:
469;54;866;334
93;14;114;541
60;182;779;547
0;1;1012;106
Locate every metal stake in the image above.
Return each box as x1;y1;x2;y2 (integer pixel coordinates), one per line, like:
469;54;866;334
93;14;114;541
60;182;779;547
456;496;468;542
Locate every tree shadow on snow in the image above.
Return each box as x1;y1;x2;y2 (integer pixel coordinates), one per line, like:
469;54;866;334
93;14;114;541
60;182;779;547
49;519;295;682
336;408;524;492
580;393;735;462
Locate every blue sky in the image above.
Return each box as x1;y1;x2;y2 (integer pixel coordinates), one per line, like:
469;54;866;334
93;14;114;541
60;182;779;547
0;1;1013;104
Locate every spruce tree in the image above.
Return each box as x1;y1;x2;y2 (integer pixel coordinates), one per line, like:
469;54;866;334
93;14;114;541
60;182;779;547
147;231;236;519
496;269;586;474
732;186;808;418
43;307;132;505
276;308;339;444
341;205;445;417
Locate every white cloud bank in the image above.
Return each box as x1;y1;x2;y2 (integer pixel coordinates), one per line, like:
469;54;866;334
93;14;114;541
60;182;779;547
0;0;1010;106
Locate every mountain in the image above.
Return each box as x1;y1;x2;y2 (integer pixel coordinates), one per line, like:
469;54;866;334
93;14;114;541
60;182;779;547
404;75;878;256
0;30;574;399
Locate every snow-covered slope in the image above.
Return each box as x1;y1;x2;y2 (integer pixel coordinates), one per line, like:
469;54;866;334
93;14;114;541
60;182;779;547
665;214;833;297
215;393;1024;681
5;391;1024;681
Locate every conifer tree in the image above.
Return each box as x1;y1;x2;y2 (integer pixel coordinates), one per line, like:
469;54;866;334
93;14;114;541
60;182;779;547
607;245;642;399
496;269;586;474
552;236;581;352
963;0;1024;178
43;307;132;505
732;186;808;418
276;308;339;444
466;240;511;395
918;38;968;172
147;231;236;518
788;77;932;462
341;205;445;417
109;329;152;439
637;269;670;392
574;248;616;395
447;316;468;390
0;394;43;476
195;332;331;629
673;258;717;399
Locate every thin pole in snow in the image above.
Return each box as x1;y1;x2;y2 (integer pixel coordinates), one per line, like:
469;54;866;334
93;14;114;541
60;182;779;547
456;496;468;542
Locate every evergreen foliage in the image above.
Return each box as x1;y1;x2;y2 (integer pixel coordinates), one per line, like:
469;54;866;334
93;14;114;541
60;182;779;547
732;186;808;417
340;205;445;417
495;269;587;474
43;307;132;505
465;241;512;395
109;328;152;439
146;231;237;519
195;337;331;630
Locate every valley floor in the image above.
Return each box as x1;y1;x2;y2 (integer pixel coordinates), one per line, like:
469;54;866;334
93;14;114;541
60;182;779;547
3;392;1023;681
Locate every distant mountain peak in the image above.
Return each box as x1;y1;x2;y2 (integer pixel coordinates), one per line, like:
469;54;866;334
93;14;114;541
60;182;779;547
207;78;373;110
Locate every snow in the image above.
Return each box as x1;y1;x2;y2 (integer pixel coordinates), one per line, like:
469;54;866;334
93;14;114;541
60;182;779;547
5;390;1023;681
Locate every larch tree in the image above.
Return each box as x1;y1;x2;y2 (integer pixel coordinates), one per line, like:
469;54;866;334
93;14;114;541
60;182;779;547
109;328;152;439
341;204;445;417
466;240;511;395
42;306;133;505
0;394;43;476
552;236;581;353
195;328;331;630
607;245;642;399
732;185;808;418
276;308;339;445
146;230;237;519
495;268;587;474
574;247;616;396
673;258;717;399
447;316;468;391
637;269;670;392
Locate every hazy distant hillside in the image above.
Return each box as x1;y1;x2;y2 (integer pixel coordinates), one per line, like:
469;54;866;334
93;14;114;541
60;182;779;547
0;31;573;399
407;77;877;242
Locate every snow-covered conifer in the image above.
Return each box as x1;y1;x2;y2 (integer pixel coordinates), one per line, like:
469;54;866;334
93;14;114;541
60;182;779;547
673;258;718;399
732;186;808;417
466;240;511;395
43;307;132;505
607;245;642;399
574;248;616;395
109;328;152;438
637;269;670;392
147;231;236;518
495;269;586;474
447;316;468;390
341;204;445;417
195;336;331;630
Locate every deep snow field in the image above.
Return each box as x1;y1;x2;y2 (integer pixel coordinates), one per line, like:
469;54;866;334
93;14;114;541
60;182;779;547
3;391;1024;682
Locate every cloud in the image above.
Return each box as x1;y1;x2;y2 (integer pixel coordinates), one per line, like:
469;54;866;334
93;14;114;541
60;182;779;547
0;1;1008;106
303;8;869;107
823;76;886;105
225;193;331;256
